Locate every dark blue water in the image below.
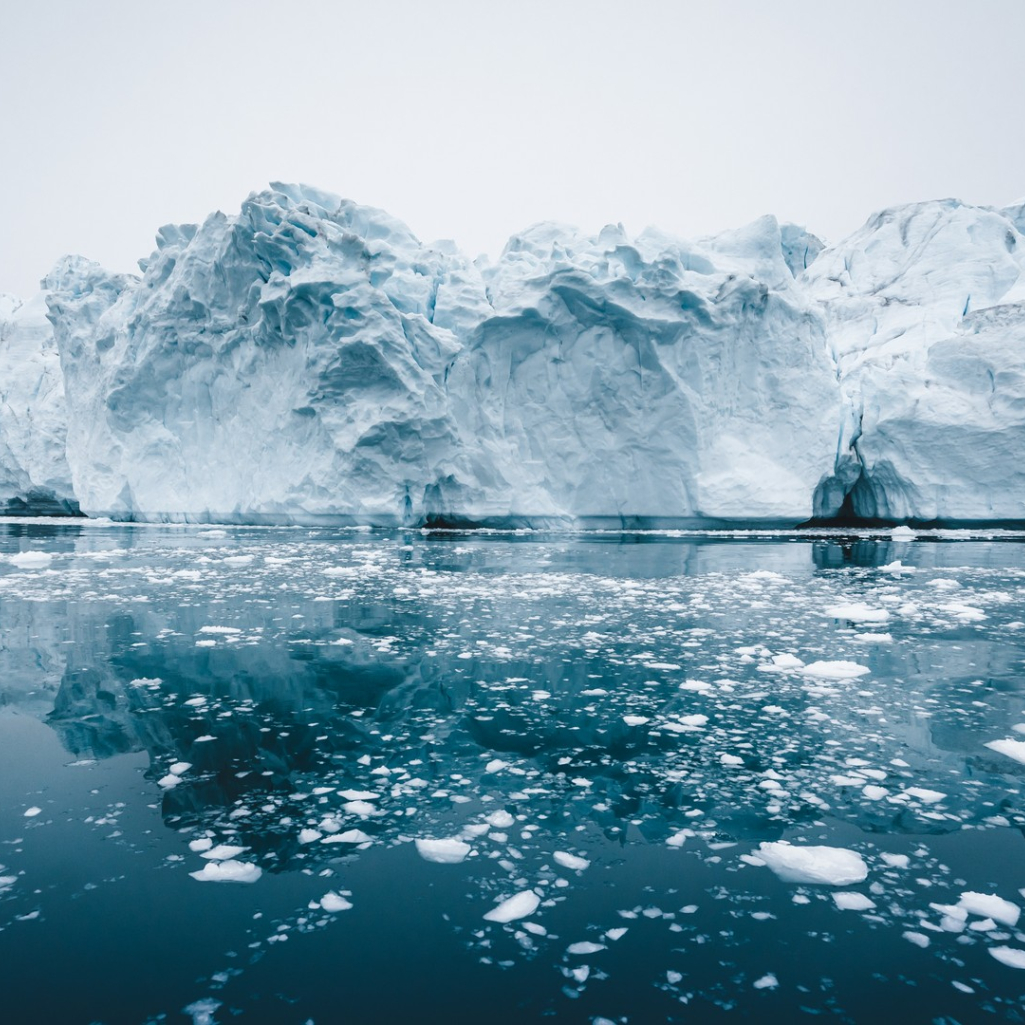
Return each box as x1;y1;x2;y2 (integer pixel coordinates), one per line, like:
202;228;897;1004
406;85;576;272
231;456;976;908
2;522;1025;1023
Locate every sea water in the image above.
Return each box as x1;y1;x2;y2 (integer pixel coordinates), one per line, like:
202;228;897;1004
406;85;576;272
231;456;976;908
1;521;1025;1023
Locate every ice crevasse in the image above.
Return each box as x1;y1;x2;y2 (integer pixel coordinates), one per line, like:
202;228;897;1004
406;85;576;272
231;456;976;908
2;182;1024;526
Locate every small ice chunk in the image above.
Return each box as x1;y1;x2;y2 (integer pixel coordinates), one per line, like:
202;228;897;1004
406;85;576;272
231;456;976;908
756;842;868;886
957;892;1020;927
484;889;540;923
677;713;708;727
342;800;380;818
823;603;889;623
338;790;379;801
189;860;262;883
862;785;888;801
891;525;916;539
903;787;946;804
158;774;181;788
23;807;41;818
415;838;471;864
881;853;909;869
605;927;628;941
567;941;605;955
10;551;52;568
771;653;804;669
183;999;222;1025
553;851;590;871
903;931;930;948
622;715;649;727
990;946;1025;969
299;829;322;844
801;661;870;680
880;560;915;576
485;810;515;829
985;738;1025;766
320;892;353;912
720;753;744;766
330;829;372;844
753;973;778;990
189;838;213;852
201;844;248;861
832;892;876;911
485;759;508;773
169;762;192;776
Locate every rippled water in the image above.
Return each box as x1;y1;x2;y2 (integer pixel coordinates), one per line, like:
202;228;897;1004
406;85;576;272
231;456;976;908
2;522;1025;1023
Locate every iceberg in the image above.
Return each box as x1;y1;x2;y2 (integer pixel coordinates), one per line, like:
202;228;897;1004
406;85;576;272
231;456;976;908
0;183;1021;526
0;287;78;514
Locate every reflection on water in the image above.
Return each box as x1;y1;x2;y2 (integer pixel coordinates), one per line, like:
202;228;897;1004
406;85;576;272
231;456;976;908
2;524;1025;1023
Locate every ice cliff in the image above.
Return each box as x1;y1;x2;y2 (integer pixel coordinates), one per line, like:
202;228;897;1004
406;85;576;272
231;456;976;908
0;288;77;514
4;183;1025;525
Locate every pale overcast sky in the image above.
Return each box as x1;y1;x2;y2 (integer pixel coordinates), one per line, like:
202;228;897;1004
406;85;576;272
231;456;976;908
2;0;1024;297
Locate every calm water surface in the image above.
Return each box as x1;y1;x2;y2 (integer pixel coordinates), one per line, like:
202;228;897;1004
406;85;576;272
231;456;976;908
2;522;1025;1023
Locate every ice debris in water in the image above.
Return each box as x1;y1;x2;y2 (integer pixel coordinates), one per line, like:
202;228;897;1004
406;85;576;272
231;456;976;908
957;892;1020;927
800;660;871;680
989;947;1025;969
823;603;890;623
483;890;540;923
9;551;52;568
755;842;868;886
985;738;1025;765
415;838;471;864
189;860;262;884
183;999;222;1025
832;892;876;911
552;851;590;871
320;892;353;913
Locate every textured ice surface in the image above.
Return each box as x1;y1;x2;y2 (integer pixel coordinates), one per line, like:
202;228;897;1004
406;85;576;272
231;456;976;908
483;890;541;923
4;186;1024;525
757;843;869;885
414;837;471;864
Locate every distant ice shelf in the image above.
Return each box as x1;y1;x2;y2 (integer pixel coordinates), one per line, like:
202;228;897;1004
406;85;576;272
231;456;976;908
2;184;1025;526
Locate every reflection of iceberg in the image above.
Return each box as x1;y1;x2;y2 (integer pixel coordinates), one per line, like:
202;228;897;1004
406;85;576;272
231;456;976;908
15;533;1013;873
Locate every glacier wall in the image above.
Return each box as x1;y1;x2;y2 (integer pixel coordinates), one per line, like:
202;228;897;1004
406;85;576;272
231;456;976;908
4;183;1025;526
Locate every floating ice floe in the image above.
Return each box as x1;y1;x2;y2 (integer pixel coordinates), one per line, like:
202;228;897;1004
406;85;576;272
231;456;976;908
9;551;52;568
320;892;353;912
483;889;540;923
800;660;870;680
989;946;1025;969
822;603;890;623
567;940;605;955
832;892;876;911
880;560;915;576
552;851;590;871
957;891;1020;927
415;838;471;864
755;842;868;886
985;738;1025;766
189;860;262;883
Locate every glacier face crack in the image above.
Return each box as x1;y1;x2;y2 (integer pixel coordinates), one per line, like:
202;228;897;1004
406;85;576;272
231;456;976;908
2;185;1025;526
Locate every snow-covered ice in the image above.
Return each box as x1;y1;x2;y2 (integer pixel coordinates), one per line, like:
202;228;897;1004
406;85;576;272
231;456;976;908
415;838;471;864
756;843;869;886
483;890;541;923
2;185;1022;525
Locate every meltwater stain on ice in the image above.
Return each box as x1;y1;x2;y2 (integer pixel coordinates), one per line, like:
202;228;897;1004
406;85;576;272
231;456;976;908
2;524;1025;1022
